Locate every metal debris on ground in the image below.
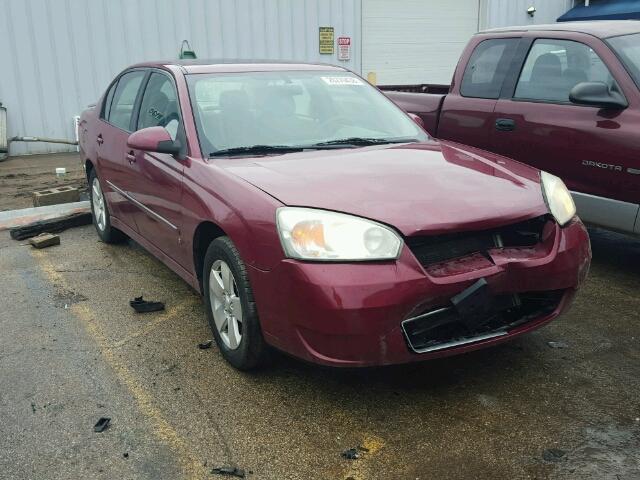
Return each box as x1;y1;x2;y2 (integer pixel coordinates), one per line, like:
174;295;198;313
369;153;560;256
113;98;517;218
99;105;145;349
28;232;60;249
341;448;360;460
93;417;111;433
198;340;213;350
547;341;569;349
211;466;246;478
129;295;165;313
9;211;92;240
542;448;566;462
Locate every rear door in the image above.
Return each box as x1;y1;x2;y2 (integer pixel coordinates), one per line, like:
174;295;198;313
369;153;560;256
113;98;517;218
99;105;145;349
490;35;639;230
437;37;520;149
97;69;147;228
122;70;187;265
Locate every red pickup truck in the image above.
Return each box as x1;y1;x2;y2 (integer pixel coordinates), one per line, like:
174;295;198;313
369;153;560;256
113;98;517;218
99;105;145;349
385;21;640;236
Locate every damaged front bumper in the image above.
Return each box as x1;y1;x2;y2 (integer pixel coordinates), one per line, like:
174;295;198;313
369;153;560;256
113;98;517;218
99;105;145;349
248;217;591;367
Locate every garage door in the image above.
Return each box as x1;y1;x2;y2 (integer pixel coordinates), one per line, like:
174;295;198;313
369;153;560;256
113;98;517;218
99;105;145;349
362;0;480;85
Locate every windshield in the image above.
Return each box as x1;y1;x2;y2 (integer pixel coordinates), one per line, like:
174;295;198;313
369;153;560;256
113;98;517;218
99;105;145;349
186;70;429;156
608;33;640;88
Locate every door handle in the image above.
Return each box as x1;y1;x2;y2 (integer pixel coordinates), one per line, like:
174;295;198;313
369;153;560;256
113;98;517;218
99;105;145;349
96;134;104;145
495;118;516;132
126;151;136;164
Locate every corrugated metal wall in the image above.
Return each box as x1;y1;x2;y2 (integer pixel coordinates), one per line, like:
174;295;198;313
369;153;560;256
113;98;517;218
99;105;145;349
481;0;574;29
0;0;361;155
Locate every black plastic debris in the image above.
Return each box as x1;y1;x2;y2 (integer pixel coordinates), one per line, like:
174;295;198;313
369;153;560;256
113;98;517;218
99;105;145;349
542;448;566;462
341;448;360;460
94;417;111;433
547;341;568;349
211;466;245;478
129;295;165;313
123;452;129;459
198;340;213;350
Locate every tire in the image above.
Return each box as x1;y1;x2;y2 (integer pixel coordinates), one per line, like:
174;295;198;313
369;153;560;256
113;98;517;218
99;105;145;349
88;168;127;243
203;236;269;370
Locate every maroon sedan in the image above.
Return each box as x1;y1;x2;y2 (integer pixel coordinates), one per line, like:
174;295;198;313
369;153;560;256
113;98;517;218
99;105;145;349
78;60;591;370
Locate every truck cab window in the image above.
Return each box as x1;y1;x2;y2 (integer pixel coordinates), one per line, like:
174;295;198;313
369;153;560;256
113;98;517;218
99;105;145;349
460;39;519;99
515;39;618;103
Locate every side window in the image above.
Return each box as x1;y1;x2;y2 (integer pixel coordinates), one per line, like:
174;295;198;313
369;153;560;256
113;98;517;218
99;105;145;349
137;72;181;141
460;39;519;99
101;82;117;120
515;39;619;103
108;70;146;131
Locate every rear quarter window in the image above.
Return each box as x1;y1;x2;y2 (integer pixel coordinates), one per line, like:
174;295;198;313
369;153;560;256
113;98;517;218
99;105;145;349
460;38;519;99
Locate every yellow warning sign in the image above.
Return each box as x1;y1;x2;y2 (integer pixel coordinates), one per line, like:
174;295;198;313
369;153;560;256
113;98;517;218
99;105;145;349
319;27;334;54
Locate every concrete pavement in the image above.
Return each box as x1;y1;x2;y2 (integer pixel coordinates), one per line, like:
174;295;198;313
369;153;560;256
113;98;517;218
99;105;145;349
1;225;639;479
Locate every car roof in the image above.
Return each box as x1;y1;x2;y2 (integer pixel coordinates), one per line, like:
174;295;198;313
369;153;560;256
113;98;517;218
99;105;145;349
480;20;640;39
129;59;348;74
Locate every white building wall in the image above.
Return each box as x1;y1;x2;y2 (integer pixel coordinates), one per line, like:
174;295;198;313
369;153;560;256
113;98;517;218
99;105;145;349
481;0;574;30
0;0;361;155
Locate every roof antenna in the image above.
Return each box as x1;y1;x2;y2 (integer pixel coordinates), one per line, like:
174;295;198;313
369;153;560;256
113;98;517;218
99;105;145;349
180;40;197;59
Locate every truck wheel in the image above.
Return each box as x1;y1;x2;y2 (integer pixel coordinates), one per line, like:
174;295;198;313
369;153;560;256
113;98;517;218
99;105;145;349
203;236;269;370
89;169;126;243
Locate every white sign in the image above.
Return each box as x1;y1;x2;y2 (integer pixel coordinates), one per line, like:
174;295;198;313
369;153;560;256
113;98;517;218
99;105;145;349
321;76;363;86
337;36;351;61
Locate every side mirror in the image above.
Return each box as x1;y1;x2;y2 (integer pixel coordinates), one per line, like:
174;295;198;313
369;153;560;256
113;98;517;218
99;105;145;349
569;82;628;110
408;112;426;130
127;126;181;155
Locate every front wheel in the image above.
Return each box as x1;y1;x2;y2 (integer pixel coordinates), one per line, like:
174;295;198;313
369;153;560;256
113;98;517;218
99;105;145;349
88;169;127;243
203;236;269;370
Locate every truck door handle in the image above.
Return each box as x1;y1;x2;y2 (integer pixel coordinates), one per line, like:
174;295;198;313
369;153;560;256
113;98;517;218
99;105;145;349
126;151;136;164
495;118;515;132
96;134;104;145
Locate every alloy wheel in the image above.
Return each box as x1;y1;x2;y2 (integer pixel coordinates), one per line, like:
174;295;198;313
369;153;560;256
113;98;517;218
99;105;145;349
209;259;243;350
91;177;106;232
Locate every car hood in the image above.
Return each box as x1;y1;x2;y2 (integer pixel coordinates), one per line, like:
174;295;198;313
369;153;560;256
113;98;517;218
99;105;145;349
218;141;548;236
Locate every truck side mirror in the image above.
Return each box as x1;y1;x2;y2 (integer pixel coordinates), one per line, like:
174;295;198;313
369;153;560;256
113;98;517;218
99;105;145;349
569;82;628;110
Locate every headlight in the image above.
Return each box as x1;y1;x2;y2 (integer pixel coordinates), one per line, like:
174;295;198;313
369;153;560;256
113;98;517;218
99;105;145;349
540;171;576;226
276;207;402;261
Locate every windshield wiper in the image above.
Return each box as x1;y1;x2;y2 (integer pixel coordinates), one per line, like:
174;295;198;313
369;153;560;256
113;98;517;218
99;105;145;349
310;137;419;147
210;145;304;157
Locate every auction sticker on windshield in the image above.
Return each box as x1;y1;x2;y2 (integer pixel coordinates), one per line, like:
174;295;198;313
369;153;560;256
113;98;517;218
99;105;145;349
321;76;364;86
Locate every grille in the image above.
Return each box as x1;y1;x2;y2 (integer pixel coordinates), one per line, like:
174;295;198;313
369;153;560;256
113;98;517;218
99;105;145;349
406;215;551;268
402;290;564;353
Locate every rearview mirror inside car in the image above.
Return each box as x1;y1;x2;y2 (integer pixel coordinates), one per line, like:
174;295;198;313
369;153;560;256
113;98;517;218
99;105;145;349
127;126;181;155
569;82;628;110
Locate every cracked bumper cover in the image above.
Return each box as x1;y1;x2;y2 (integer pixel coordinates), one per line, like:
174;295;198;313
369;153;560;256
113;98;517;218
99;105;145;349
248;218;591;367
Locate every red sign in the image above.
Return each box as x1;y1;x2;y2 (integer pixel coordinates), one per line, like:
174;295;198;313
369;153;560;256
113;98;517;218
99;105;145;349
338;36;351;61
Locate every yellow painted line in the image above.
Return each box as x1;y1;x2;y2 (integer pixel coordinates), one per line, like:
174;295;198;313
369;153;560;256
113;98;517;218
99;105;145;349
342;435;385;480
32;249;207;479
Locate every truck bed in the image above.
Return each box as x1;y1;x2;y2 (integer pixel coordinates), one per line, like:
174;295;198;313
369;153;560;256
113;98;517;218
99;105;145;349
384;91;446;137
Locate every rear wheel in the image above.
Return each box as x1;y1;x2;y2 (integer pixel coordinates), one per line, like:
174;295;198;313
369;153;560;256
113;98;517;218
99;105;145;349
203;236;268;370
88;169;126;243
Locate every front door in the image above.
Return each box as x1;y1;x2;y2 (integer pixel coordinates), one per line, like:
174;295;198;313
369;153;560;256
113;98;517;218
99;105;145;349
121;71;187;266
490;37;640;229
